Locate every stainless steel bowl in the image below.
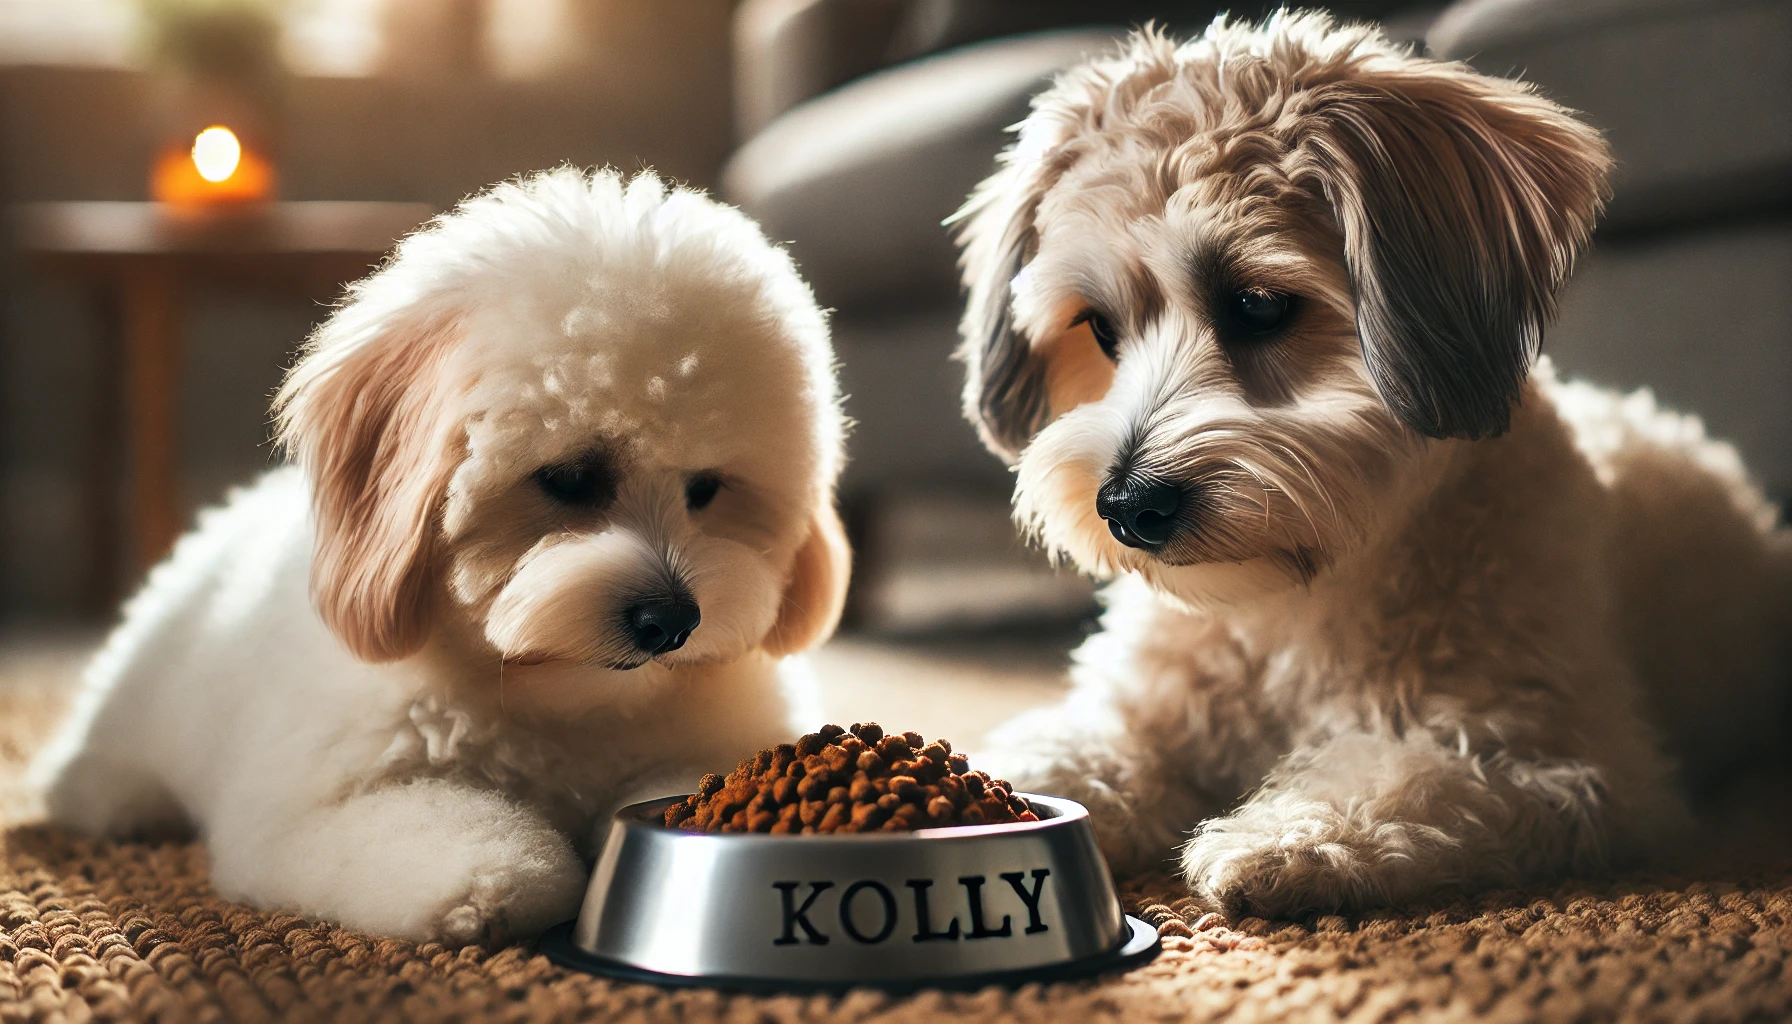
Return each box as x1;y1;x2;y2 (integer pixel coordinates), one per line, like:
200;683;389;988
540;793;1159;992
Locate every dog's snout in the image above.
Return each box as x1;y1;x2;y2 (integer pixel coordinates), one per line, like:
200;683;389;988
1097;475;1184;550
624;594;701;656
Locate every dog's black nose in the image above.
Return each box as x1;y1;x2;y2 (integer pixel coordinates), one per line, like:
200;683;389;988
624;595;701;655
1097;475;1183;549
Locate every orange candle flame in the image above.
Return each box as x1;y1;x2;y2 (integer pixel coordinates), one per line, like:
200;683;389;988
191;126;243;183
152;125;275;207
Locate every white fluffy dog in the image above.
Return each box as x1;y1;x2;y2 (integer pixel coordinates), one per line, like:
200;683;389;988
956;15;1792;917
32;168;849;944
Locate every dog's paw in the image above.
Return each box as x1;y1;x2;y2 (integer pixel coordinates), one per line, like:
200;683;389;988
432;840;587;947
1180;817;1381;921
998;772;1154;874
978;755;1156;875
1070;786;1168;876
440;900;502;947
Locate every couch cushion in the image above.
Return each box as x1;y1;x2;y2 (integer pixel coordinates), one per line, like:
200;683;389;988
829;304;1008;492
732;0;911;139
1429;0;1792;232
722;29;1118;308
1548;223;1792;498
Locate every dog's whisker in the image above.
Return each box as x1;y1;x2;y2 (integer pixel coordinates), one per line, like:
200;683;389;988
1254;458;1328;550
497;657;508;718
1259;438;1341;537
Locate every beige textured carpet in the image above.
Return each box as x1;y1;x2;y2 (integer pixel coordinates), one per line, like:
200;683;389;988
5;644;1792;1022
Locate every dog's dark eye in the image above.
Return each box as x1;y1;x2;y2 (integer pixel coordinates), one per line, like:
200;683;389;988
536;460;614;507
1075;310;1121;361
685;472;723;511
1223;289;1294;337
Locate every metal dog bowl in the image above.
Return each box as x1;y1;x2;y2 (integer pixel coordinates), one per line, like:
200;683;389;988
540;793;1159;992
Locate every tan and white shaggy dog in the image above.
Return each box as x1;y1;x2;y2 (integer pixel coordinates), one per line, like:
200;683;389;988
32;168;849;944
956;14;1792;917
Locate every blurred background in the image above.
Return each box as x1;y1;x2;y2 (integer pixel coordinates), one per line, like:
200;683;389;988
1;0;1787;743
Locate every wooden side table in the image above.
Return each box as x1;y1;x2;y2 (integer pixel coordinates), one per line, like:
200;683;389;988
9;201;434;611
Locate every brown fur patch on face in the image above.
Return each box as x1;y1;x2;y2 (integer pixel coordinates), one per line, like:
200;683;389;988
1039;312;1118;419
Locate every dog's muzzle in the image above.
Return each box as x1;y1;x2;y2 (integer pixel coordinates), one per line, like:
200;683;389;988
623;591;701;656
1097;474;1184;550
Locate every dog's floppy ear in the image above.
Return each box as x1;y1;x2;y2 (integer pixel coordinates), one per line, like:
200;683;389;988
275;302;462;663
953;144;1067;463
762;500;851;657
1297;64;1611;440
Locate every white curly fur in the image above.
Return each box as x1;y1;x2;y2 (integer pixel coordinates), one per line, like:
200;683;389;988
31;168;849;944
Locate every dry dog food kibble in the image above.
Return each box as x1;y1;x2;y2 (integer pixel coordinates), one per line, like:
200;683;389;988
662;723;1037;833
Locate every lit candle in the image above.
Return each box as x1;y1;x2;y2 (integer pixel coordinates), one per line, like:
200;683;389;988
191;126;243;183
152;125;276;207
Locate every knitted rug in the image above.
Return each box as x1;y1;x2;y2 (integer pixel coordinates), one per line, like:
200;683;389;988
5;666;1792;1022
